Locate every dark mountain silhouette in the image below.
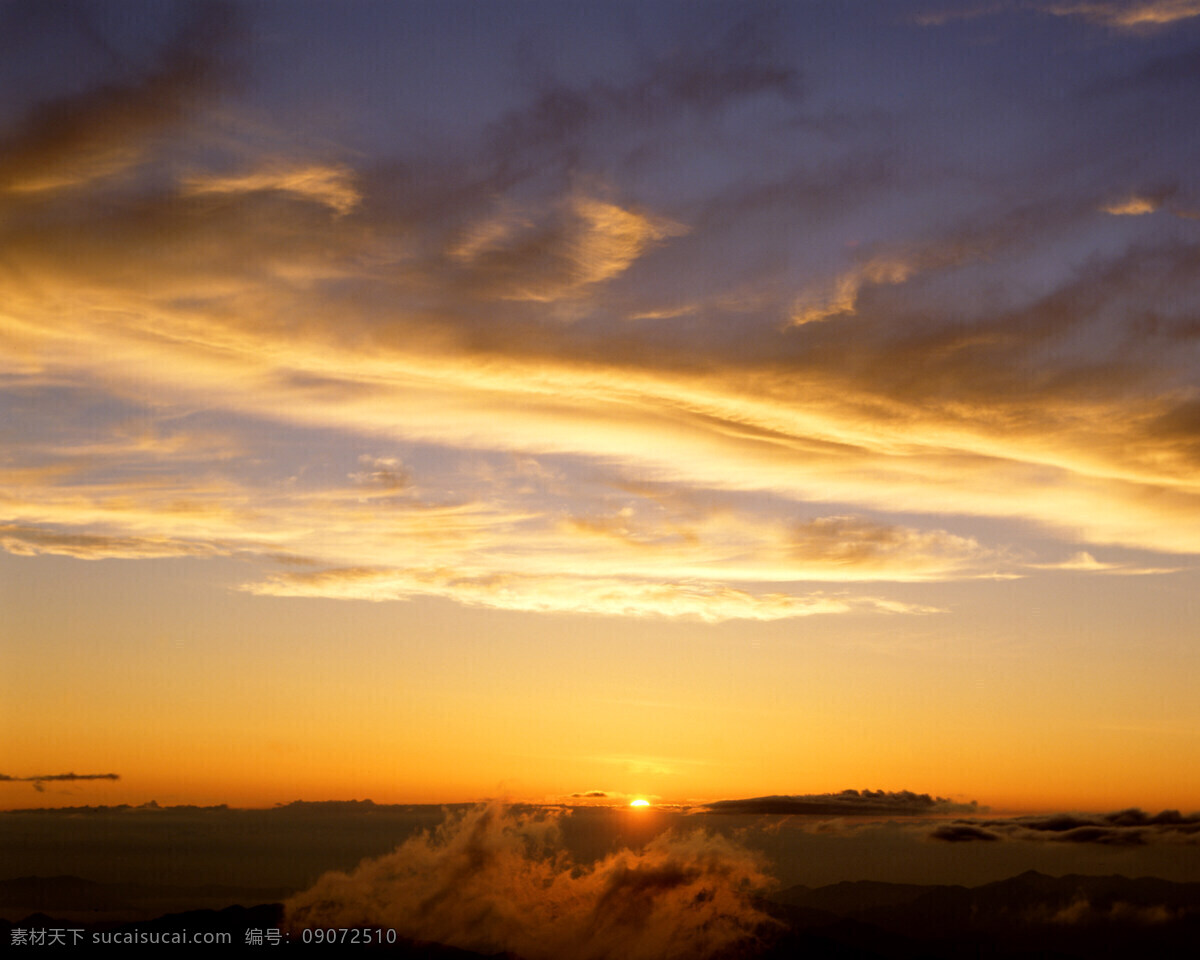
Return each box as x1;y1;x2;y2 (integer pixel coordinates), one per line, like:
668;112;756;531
771;878;940;913
0;875;137;914
0;874;293;920
3;871;1199;958
760;870;1200;959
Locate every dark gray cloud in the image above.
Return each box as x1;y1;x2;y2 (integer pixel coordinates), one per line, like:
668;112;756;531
1;772;120;793
707;789;981;817
0;1;237;196
928;823;1003;842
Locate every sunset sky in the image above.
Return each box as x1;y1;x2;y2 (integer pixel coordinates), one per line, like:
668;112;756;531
2;0;1199;813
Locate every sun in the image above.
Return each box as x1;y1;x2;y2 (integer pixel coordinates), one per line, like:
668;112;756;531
629;798;650;808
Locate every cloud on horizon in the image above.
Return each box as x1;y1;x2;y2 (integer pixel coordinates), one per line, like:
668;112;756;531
929;808;1200;845
0;772;120;793
705;789;982;817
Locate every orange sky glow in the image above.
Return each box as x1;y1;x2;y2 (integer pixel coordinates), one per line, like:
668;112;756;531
2;1;1200;817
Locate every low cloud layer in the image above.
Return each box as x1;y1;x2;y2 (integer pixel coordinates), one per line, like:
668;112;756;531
929;808;1200;845
284;803;773;960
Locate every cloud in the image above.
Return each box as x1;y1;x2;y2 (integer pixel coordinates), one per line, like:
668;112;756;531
0;406;957;620
928;823;1002;842
928;808;1200;845
1029;550;1183;575
2;1;1200;624
284;803;774;960
787;516;998;574
1048;1;1200;28
1101;195;1161;215
449;194;683;304
0;2;235;195
1049;897;1177;924
346;454;410;491
245;566;941;623
791;256;917;326
705;789;981;817
180;162;361;216
912;3;1017;26
0;523;228;560
0;772;120;793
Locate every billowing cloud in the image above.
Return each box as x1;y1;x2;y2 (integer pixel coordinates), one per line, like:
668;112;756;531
284;803;774;960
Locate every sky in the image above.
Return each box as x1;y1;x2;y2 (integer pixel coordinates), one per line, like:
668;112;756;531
1;0;1200;814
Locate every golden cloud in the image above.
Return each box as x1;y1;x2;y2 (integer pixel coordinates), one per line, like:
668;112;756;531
1049;1;1200;27
1101;195;1160;215
791;257;916;326
180;163;362;216
244;566;944;623
2;24;1198;625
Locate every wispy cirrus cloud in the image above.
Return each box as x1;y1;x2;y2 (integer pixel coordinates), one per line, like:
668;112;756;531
1;0;1197;627
917;1;1200;30
1047;1;1200;28
245;566;943;623
179;162;361;216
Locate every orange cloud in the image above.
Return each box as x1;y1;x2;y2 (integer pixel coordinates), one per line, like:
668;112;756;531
791;257;916;326
449;194;683;304
245;566;942;622
285;803;774;960
3;13;1198;630
1101;195;1160;215
180;163;361;216
1048;1;1200;27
